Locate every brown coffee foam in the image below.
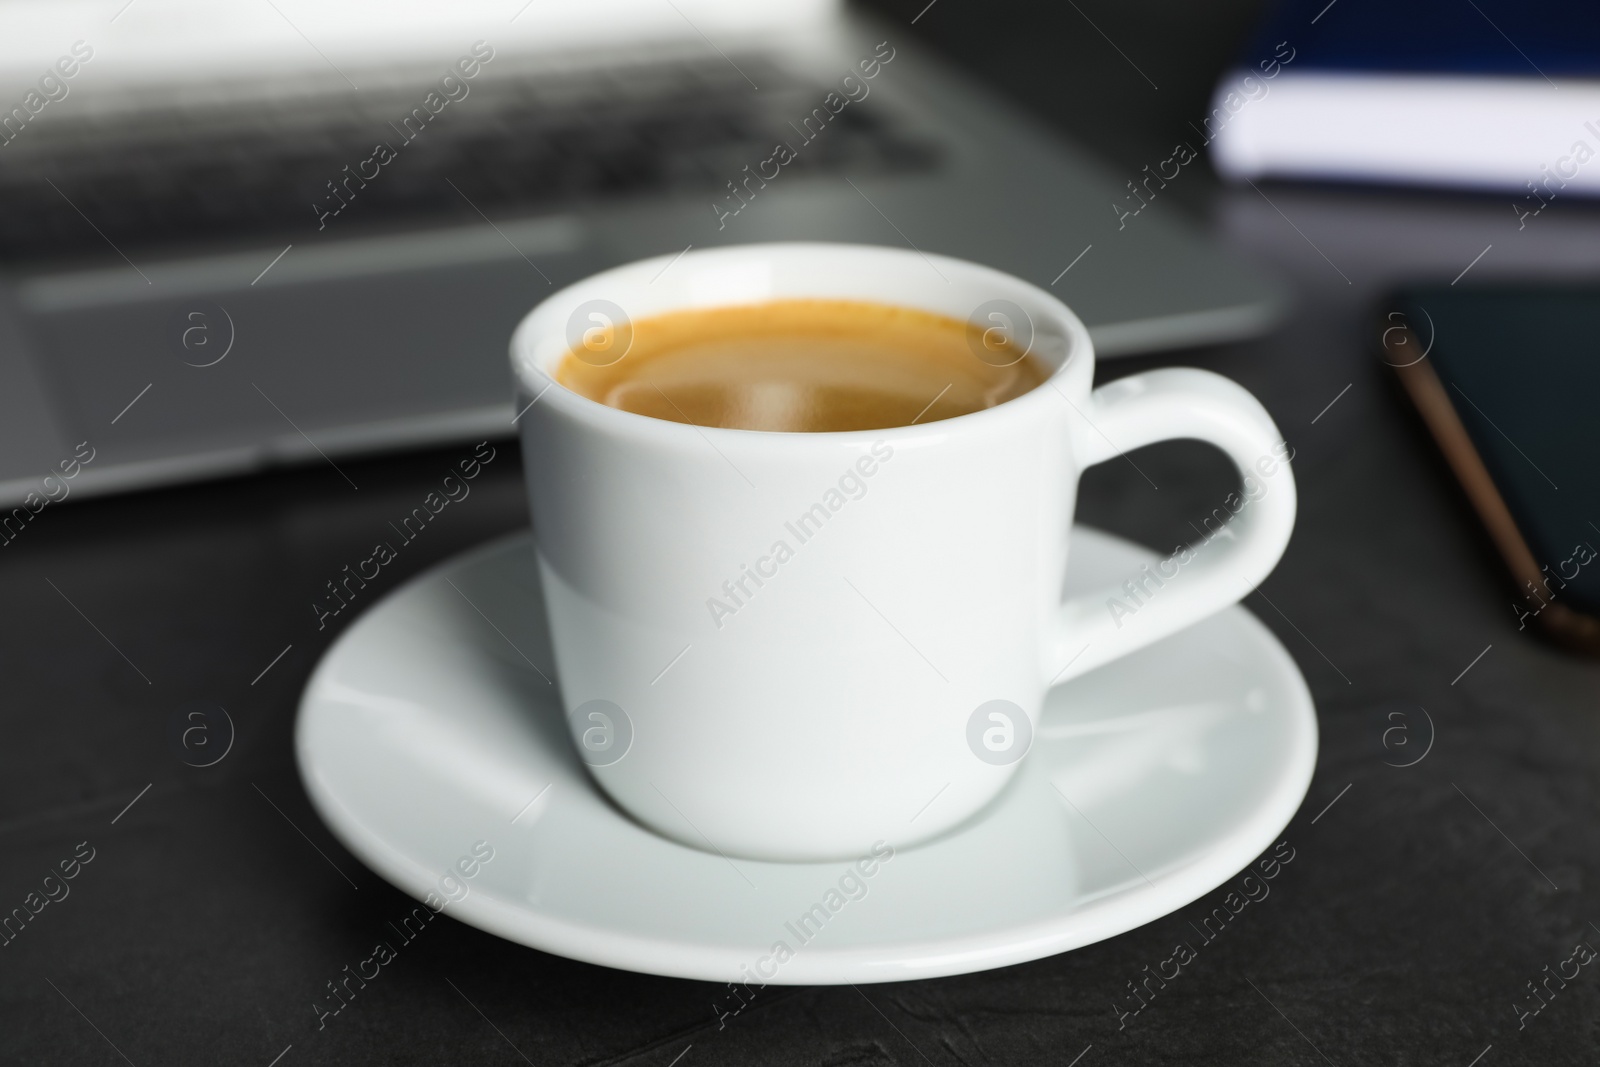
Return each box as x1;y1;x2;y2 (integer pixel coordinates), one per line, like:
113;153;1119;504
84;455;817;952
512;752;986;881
556;299;1050;432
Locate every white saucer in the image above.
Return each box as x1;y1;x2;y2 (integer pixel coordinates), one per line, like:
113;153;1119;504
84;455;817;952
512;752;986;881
296;527;1316;985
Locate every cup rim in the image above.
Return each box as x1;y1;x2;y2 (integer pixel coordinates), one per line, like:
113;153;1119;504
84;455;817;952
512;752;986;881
509;241;1096;445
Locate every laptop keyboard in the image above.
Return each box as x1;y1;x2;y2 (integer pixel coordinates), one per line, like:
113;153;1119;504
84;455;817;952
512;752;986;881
0;53;939;264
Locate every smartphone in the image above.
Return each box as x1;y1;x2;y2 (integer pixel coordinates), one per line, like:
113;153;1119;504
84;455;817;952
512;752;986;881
1381;283;1600;654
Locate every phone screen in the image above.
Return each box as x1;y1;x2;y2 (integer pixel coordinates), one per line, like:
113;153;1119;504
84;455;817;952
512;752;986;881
1388;284;1600;622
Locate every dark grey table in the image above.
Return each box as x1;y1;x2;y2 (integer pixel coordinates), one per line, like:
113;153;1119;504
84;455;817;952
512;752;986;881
6;1;1599;1063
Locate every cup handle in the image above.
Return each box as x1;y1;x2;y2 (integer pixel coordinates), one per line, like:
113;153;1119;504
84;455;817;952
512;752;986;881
1047;367;1297;685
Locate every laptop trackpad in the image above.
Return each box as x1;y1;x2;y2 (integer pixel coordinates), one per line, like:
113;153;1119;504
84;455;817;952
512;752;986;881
15;225;594;468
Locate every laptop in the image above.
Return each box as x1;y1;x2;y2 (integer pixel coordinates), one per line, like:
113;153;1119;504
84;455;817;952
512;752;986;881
0;0;1284;507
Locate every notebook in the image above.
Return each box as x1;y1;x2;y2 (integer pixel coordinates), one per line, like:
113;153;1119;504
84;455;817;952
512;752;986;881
1206;0;1600;209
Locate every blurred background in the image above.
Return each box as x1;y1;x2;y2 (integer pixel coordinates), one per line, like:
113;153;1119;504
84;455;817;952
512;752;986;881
867;0;1267;212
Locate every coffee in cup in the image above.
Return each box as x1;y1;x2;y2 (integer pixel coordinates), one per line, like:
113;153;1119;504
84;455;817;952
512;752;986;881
554;298;1051;432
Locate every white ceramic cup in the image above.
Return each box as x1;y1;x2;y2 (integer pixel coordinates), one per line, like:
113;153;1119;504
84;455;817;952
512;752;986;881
511;242;1295;862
